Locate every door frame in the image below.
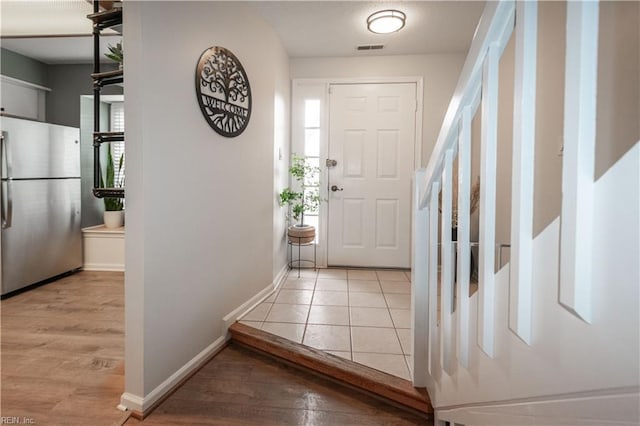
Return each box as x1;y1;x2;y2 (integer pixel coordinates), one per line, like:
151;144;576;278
291;77;424;268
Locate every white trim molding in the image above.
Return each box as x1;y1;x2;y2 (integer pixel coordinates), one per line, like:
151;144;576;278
119;335;228;414
436;388;640;426
119;264;289;416
222;263;289;330
0;74;51;92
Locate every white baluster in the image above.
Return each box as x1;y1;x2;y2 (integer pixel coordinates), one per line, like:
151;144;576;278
428;181;441;380
441;150;456;375
509;0;538;344
478;43;500;358
457;106;472;368
559;0;599;323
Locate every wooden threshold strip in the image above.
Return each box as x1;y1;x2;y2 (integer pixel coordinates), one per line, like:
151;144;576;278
229;322;432;415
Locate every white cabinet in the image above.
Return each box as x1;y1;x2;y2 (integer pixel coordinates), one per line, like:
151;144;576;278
0;75;49;121
82;225;125;271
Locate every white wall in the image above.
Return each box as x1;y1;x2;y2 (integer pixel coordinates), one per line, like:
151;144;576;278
290;54;465;167
123;1;289;402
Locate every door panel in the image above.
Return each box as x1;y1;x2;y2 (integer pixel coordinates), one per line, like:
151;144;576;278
328;83;416;268
344;131;365;177
376;199;398;248
342;198;365;247
377;130;400;178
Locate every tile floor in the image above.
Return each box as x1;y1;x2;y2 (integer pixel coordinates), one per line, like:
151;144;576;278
239;268;414;380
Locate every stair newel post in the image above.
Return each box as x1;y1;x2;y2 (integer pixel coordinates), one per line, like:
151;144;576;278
411;168;429;386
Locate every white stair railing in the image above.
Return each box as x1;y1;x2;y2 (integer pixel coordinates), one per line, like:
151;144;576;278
412;0;640;423
412;0;516;383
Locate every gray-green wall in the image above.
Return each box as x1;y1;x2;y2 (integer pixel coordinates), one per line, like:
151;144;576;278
47;63;122;128
1;48;123;128
1;48;48;87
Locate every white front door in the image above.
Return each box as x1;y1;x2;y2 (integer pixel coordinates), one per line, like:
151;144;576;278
327;83;416;268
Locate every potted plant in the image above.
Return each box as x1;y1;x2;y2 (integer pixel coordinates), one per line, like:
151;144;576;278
279;155;322;244
101;148;125;228
105;41;123;69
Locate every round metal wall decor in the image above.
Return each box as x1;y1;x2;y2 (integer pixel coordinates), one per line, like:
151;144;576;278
195;46;252;137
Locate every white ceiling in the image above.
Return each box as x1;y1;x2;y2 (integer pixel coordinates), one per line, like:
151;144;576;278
249;1;485;58
0;0;484;64
0;0;120;64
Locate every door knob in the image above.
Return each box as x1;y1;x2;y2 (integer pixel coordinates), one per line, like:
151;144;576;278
330;185;343;192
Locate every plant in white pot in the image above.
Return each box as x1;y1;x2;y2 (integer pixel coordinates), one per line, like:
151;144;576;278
279;155;322;244
102;148;125;228
105;41;123;69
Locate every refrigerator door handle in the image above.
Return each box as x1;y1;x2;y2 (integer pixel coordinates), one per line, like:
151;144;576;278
1;132;12;229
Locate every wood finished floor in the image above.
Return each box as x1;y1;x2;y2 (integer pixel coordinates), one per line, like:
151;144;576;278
1;271;126;425
2;270;431;425
125;343;431;425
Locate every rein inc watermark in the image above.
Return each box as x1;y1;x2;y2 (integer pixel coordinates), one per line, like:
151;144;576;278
1;417;35;424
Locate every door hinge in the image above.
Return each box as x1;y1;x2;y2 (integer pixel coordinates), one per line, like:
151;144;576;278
328;86;333;95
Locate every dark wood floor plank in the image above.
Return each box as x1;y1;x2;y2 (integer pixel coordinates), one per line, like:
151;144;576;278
127;344;431;425
229;322;432;414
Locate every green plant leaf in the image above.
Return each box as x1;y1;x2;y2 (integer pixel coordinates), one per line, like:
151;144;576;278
278;154;325;225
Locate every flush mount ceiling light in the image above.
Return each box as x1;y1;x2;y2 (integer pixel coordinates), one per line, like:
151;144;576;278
367;9;406;34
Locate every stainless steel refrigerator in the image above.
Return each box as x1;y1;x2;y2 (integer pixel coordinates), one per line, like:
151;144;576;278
1;116;82;296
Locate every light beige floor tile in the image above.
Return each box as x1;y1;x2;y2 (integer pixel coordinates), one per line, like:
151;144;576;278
282;278;316;290
238;320;263;329
264;303;309;323
396;328;411;355
380;281;412;294
389;309;411;329
349;292;387;308
264;293;277;303
325;350;352;361
312;291;349;306
241;302;272;321
376;270;409;282
347;270;378;280
348;280;382;293
384;294;411;309
303;325;351;351
308;305;350;325
315;279;348;291
261;322;305;343
351;327;403;354
317;269;348;279
352;352;410;380
275;289;313;305
350;307;394;327
292;269;318;279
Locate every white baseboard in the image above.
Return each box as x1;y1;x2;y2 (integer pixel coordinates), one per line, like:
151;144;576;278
119;335;228;414
118;265;289;416
222;263;289;330
436;388;640;426
82;263;125;272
